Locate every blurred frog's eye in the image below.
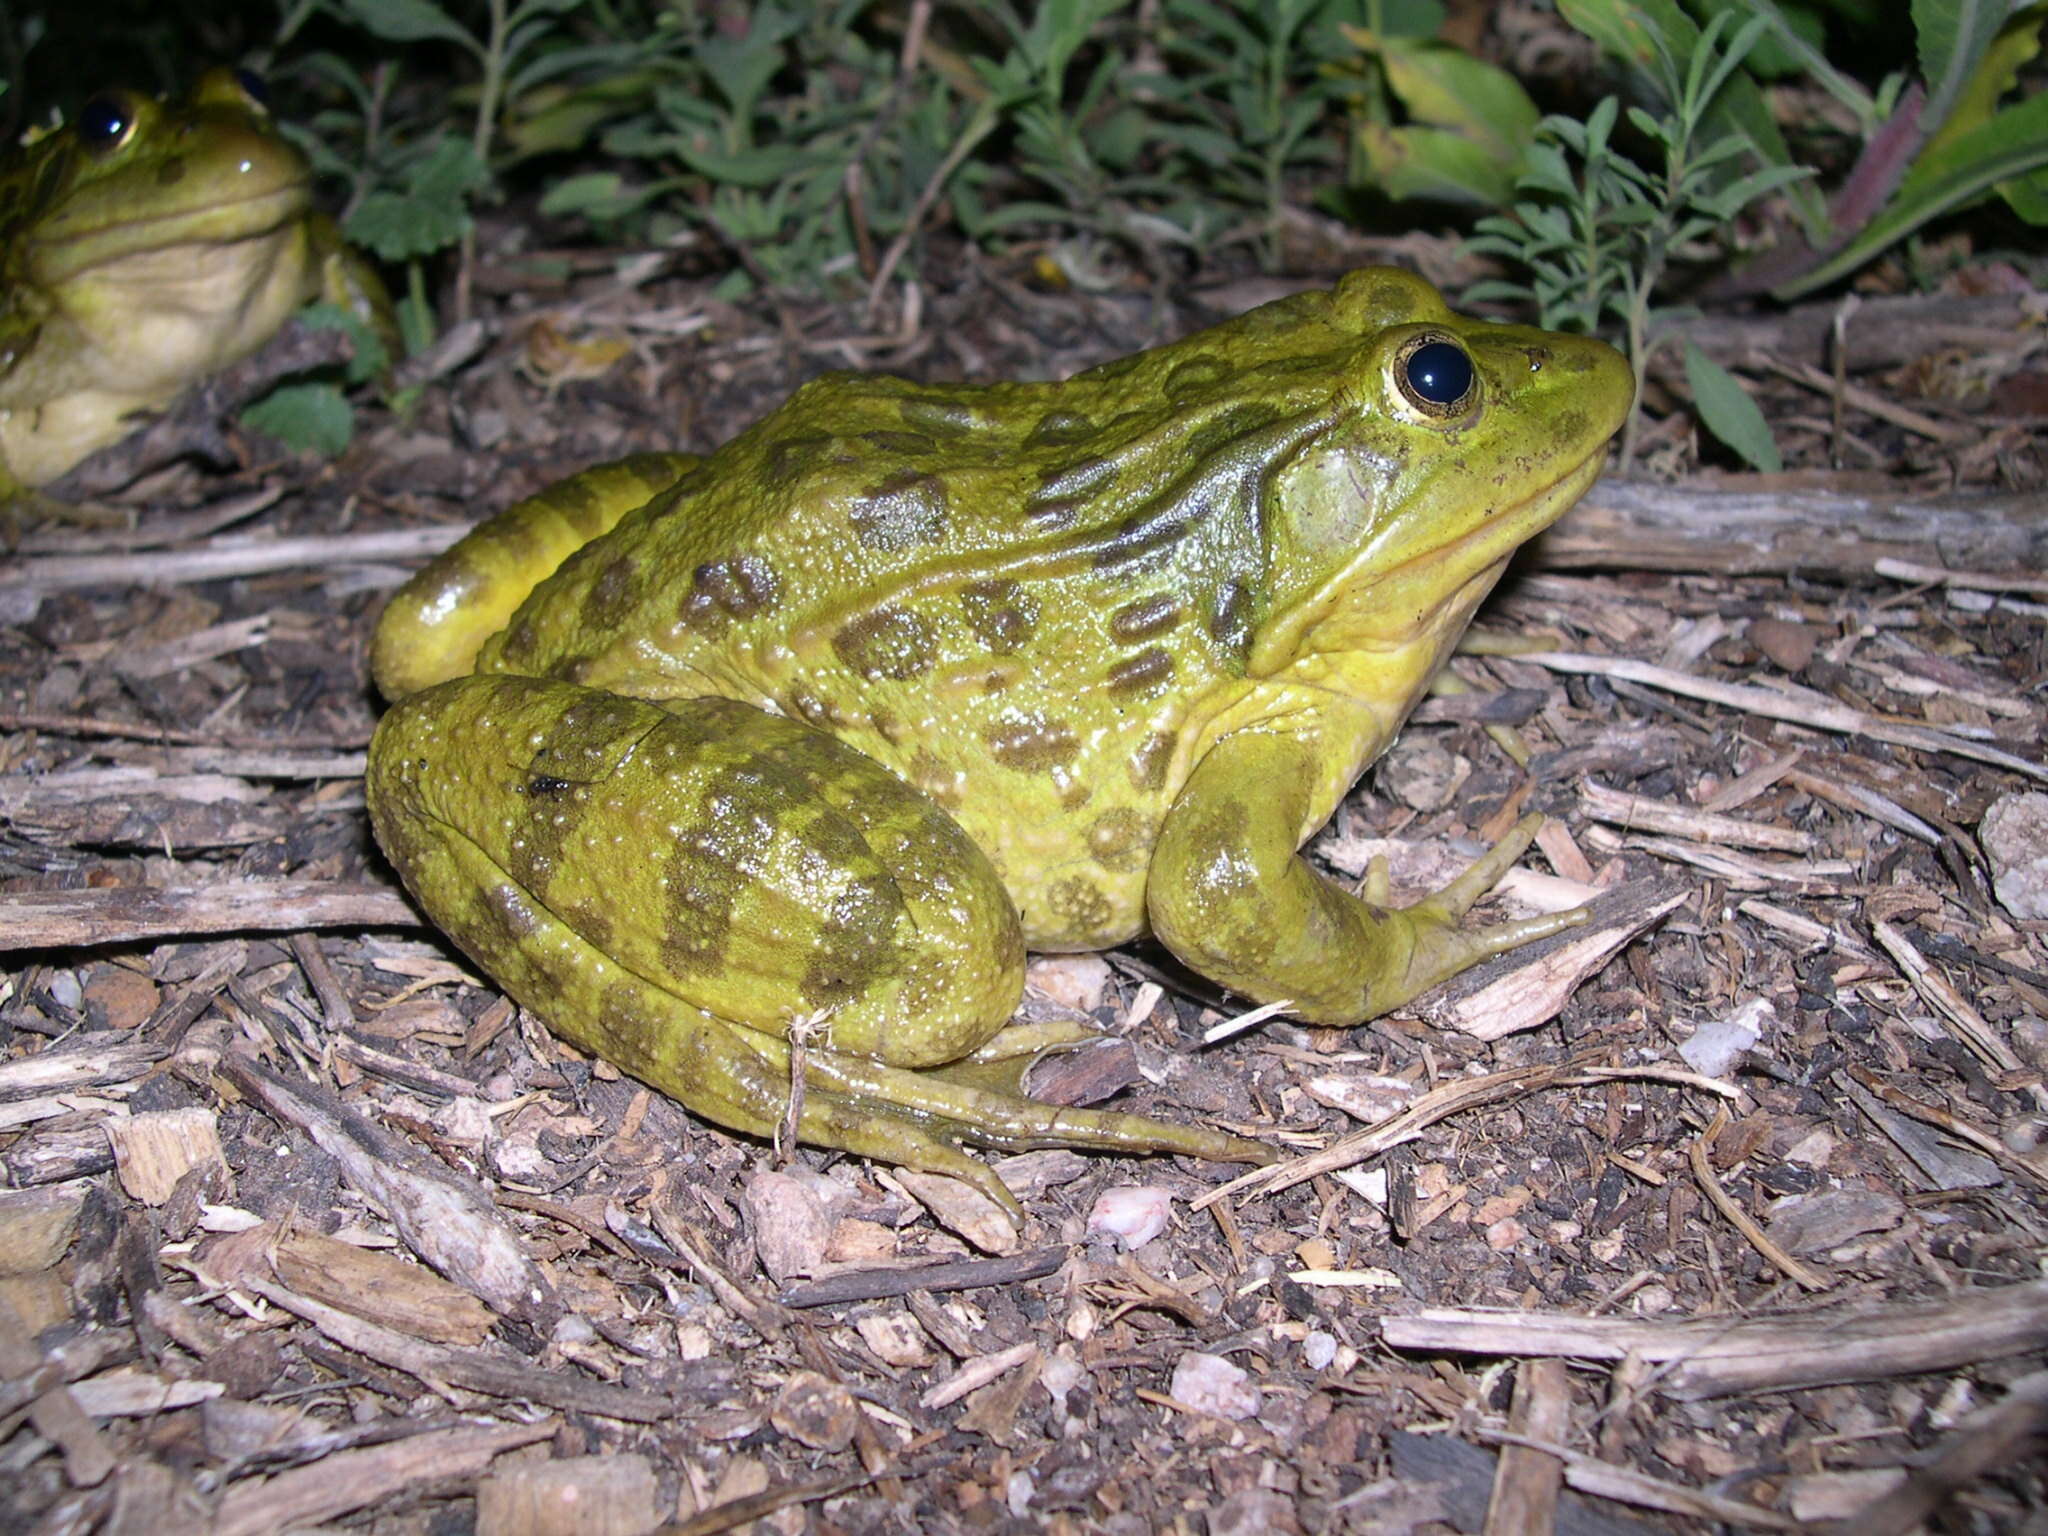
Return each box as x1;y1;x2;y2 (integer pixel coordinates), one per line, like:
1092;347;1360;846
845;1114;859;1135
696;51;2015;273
234;69;270;108
76;93;139;156
1395;336;1478;418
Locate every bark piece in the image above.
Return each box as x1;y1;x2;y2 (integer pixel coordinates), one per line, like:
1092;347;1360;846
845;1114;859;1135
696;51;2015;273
474;1453;661;1536
218;1052;555;1326
106;1107;225;1206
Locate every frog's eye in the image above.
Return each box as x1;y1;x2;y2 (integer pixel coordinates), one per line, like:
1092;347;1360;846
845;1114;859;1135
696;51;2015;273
234;69;271;108
75;93;140;156
1395;336;1478;419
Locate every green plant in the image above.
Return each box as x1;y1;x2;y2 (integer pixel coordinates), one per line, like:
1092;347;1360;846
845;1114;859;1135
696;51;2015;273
1147;0;1366;268
1340;0;1544;209
948;0;1214;276
1559;0;2048;300
539;1;957;299
1466;11;1811;471
282;0;595;332
237;301;393;457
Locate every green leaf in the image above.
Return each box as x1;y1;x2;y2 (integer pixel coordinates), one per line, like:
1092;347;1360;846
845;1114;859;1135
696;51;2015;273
297;302;388;385
1349;34;1540;205
1777;88;2048;297
1913;0;2014;134
337;0;476;51
1717;0;1877;120
539;171;648;221
1684;343;1780;472
1358;123;1524;205
1916;3;2046;168
2001;164;2048;223
1689;0;1828;81
1557;0;1828;237
242;383;354;459
344;137;489;263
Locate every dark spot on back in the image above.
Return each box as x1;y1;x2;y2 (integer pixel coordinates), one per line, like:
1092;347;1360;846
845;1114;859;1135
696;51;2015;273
832;607;937;681
959;579;1039;654
1033;455;1119;503
1163;353;1231;400
1024;410;1099;448
799;875;900;1008
1025;456;1117;529
1128;731;1175;792
1106;646;1174;699
849;470;950;550
1209;579;1252;659
985;714;1079;773
1108;595;1182;642
909;749;964;808
565;901;614;956
581;555;639;632
1092;505;1192;571
1088;807;1155;871
480;882;538;942
1179;401;1286;462
785;690;845;729
761;434;838;489
498;615;542;665
859;430;937;457
1047;875;1113;938
899;397;981;436
678;554;781;634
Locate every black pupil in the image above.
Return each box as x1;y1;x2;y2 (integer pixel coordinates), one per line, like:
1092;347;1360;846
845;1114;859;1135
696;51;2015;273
235;69;270;106
77;95;131;149
1406;341;1474;407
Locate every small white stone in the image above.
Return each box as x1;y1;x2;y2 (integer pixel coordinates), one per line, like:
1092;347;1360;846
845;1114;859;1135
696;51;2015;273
1169;1351;1259;1420
1086;1185;1173;1250
1982;792;2048;920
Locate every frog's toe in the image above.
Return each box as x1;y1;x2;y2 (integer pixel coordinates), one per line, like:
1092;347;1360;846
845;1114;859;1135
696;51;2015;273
805;1047;1273;1168
1420;811;1550;922
1366;813;1588;1011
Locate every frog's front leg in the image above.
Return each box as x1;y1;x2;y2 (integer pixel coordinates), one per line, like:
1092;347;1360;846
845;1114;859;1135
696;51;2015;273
366;675;1270;1213
1147;730;1584;1025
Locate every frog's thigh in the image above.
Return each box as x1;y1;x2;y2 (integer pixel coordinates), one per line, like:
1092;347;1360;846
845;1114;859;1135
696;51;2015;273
366;674;1025;1073
370;453;699;701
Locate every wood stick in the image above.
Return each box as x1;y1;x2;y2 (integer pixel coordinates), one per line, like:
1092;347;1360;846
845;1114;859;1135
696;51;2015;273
0;880;417;950
1484;1356;1571;1536
1380;1279;2048;1400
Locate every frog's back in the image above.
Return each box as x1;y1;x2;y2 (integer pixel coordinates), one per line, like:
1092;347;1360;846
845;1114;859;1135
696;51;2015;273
473;318;1372;944
459;266;1623;947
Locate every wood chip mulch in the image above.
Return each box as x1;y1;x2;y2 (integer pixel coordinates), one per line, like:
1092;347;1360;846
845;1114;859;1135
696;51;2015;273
2;234;2045;1535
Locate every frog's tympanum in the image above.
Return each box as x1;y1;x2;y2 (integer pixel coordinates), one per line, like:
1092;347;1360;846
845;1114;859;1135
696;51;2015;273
368;269;1632;1211
0;69;388;502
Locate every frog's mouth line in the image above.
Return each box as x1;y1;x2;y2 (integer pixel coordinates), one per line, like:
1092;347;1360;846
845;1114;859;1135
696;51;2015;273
37;179;314;281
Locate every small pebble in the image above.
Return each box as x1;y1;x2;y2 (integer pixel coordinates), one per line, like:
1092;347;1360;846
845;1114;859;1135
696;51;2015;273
1087;1185;1174;1250
1170;1351;1259;1420
1981;792;2048;920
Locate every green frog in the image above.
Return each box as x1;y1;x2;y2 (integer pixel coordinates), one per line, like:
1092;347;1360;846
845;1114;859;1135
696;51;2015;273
367;268;1631;1213
0;69;389;503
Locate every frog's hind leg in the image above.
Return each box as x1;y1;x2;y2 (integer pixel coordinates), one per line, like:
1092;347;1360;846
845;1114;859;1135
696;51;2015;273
367;672;1272;1210
370;452;700;701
